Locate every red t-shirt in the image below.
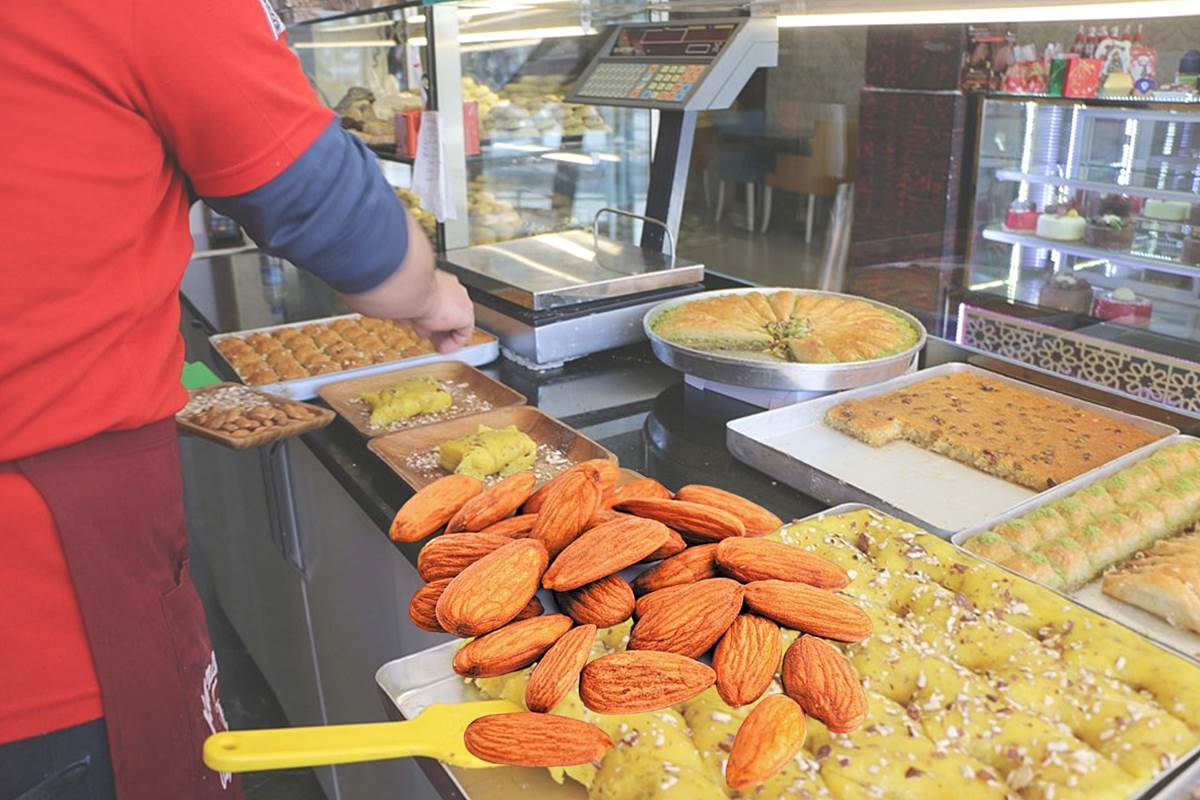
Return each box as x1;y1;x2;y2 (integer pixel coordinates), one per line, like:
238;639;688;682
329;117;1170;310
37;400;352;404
0;0;333;743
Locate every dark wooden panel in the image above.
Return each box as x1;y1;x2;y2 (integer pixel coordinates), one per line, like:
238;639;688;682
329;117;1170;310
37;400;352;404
865;25;967;91
850;89;968;267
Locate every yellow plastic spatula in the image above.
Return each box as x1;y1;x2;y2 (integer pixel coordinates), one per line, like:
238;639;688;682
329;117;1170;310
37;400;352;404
203;699;522;773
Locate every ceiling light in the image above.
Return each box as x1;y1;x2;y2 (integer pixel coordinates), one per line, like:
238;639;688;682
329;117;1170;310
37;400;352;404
778;1;1196;27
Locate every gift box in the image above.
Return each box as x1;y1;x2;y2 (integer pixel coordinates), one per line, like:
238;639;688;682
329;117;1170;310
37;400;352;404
1065;58;1102;98
1048;58;1070;96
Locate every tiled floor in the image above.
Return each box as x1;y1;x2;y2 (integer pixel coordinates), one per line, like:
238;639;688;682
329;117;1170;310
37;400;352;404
190;545;328;800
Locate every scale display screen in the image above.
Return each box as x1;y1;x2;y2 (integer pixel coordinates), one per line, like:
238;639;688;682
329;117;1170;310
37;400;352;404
610;23;736;60
573;22;740;106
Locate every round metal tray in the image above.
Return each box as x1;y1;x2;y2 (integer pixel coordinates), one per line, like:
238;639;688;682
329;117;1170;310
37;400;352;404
643;287;927;392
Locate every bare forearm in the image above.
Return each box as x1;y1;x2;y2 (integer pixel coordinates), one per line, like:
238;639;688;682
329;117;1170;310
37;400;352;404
338;213;437;319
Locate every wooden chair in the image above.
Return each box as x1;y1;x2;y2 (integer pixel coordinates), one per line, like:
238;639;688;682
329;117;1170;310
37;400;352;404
761;117;857;241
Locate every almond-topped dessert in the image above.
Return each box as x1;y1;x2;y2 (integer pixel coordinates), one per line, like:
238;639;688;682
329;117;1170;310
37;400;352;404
825;372;1161;490
454;507;1200;799
650;291;920;364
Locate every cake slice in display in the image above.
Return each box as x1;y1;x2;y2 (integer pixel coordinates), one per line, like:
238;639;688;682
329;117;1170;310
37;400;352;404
1003;199;1038;231
1083;214;1134;250
1036;209;1086;241
1143;199;1192;221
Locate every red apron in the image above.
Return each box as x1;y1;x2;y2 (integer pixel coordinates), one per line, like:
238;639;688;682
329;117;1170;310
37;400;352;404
4;420;239;799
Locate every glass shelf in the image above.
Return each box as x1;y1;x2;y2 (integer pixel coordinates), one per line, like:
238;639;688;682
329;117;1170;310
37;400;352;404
994;168;1200;206
981;227;1197;279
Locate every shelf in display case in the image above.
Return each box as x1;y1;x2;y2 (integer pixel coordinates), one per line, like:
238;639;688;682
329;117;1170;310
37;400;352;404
981;227;1199;279
994;169;1200;206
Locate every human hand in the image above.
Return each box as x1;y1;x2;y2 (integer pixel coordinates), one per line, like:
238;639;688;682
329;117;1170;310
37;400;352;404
411;270;475;354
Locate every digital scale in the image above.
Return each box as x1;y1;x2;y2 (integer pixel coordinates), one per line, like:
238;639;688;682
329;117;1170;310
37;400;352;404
443;17;778;368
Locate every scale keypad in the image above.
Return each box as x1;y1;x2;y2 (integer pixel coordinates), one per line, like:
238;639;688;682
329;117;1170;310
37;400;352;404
577;62;706;104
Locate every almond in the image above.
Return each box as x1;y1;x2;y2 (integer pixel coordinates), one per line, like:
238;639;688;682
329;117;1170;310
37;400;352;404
435;539;548;636
446;473;537;533
416;532;514;582
409;579;541;633
556;575;635;628
464;712;612;767
630;544;719;596
628;577;744;658
601;477;673;509
717;538;849;589
580;650;715;714
452;614;574;678
712;614;781;707
743;581;871;643
633;584;690;619
725;695;807;790
525;624;597;713
389;474;483;542
615;498;744;542
583;508;626;531
530;468;603;559
542;517;672;591
674;485;783;537
524;459;618;514
476;513;538;538
781;635;867;734
644;528;687;562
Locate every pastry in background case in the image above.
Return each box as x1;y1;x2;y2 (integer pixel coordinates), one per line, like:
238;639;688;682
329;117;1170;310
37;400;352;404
1038;274;1093;314
1094;287;1153;328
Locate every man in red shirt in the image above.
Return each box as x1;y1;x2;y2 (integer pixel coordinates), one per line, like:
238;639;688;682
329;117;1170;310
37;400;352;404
0;1;473;797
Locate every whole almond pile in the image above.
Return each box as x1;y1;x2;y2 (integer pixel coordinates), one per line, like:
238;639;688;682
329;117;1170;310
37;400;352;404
396;465;870;788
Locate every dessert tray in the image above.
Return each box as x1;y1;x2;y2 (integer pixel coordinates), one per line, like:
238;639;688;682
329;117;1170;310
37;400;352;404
209;314;499;400
644;288;926;392
318;361;526;438
955;435;1200;662
367;405;616;491
726;363;1176;536
376;504;1200;800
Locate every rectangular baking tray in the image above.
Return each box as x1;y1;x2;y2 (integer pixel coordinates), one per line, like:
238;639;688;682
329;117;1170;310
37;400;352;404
375;501;1200;800
954;434;1200;662
317;361;526;438
726;362;1177;537
208;314;500;400
367;405;616;491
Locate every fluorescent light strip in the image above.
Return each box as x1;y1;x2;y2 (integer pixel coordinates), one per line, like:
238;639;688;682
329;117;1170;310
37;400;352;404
293;40;394;48
778;1;1196;27
541;151;596;165
408;24;593;47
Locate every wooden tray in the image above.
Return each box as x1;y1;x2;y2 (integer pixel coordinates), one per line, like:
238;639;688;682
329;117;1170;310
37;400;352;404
175;383;334;450
367;405;616;491
318;362;526;439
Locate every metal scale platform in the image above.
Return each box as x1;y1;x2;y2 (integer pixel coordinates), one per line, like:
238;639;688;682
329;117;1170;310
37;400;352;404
443;17;778;368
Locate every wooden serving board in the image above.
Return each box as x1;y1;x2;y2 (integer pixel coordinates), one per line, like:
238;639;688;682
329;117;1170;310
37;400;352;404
175;383;334;450
367;405;616;491
318;362;526;439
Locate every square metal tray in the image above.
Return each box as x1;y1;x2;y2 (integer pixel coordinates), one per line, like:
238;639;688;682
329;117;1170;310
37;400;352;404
208;313;500;400
726;362;1177;537
954;434;1200;663
375;501;1200;800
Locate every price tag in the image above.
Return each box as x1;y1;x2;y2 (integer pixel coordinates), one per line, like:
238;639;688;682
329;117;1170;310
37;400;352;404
412;110;457;222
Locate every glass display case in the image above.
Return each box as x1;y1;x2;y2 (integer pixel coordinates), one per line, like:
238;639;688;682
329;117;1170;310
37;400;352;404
456;25;654;246
967;96;1200;347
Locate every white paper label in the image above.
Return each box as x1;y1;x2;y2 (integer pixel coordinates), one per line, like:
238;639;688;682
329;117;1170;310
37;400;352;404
412;111;457;222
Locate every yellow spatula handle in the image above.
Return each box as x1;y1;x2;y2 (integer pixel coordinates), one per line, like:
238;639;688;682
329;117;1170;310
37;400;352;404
204;720;429;773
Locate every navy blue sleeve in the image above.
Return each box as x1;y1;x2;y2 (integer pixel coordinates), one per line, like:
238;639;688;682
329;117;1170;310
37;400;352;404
204;120;410;294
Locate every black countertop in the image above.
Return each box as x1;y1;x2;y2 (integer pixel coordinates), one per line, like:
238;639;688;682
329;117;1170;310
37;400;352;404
179;251;828;565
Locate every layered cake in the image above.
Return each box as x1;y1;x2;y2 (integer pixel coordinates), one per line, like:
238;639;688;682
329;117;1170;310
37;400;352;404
1038;274;1094;314
1094;287;1153;327
1003;199;1038;231
1143;199;1192;221
1083;214;1135;250
1036;209;1086;241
